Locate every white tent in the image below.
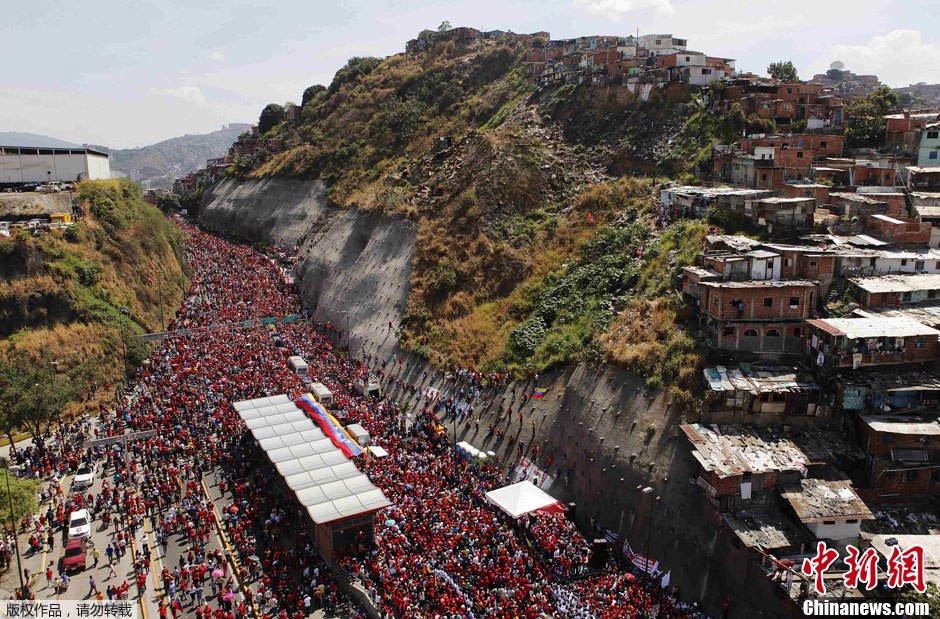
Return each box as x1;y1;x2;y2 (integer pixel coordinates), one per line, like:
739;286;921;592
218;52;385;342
484;480;561;519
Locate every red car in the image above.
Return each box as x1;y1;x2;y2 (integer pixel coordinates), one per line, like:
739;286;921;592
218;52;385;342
62;537;87;572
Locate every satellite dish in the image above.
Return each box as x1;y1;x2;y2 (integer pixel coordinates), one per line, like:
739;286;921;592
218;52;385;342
830;60;845;71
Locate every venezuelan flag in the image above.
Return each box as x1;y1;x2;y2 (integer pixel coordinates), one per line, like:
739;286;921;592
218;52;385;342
532;387;547;399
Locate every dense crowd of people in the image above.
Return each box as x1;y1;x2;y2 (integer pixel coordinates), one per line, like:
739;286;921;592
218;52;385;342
5;220;708;619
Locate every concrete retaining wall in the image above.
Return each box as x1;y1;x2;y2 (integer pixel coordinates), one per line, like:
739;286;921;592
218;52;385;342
199;177;790;619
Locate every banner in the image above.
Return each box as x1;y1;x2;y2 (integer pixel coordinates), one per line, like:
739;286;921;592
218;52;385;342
512;456;556;491
296;394;363;458
623;541;660;575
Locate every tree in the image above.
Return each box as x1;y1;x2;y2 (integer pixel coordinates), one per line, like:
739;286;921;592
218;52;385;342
826;68;845;82
0;466;39;524
0;355;74;447
301;84;326;107
258;103;285;135
767;61;799;82
845;85;901;148
438;21;452;33
327;57;382;95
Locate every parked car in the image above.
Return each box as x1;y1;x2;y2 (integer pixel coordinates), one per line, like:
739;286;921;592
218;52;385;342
62;537;87;572
71;461;97;490
67;509;91;539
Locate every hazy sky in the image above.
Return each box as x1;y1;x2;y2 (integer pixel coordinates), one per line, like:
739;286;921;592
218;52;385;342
3;0;939;148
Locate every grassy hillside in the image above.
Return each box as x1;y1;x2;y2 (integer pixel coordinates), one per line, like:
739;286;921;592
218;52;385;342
110;125;244;185
0;179;187;414
240;34;722;407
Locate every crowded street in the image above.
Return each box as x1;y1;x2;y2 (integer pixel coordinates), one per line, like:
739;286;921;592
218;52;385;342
1;220;710;619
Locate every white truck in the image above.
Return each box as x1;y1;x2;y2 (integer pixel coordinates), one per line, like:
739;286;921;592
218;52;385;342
310;382;333;407
354;374;382;399
344;423;371;447
288;356;310;383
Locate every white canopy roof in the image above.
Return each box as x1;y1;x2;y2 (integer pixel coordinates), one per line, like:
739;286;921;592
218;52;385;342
234;394;391;524
484;480;560;519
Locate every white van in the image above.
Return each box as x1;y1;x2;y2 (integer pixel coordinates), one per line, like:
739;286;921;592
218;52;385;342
288;356;309;381
310;382;333;407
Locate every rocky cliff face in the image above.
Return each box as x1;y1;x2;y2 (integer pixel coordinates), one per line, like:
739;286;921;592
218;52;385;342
199;178;790;619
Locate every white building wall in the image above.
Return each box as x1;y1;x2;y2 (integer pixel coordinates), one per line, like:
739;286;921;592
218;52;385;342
85;154;111;180
0;152;109;183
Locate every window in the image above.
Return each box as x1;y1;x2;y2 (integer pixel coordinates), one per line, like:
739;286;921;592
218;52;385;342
685;56;690;61
904;469;920;481
823;520;836;525
928;131;939;139
766;329;780;337
787;88;793;94
901;259;908;266
789;296;800;308
744;329;758;337
820;141;827;148
915;260;925;272
763;297;774;307
784;258;793;267
701;68;712;75
931;152;939;160
845;519;858;524
722;327;735;337
903;291;913;302
761;174;767;181
915;337;927;349
793;327;802;337
797;151;804;159
809;260;818;268
929;290;938;300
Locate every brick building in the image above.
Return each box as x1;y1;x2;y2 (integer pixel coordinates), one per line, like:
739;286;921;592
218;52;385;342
857;414;940;500
848;273;940;308
699;280;817;356
865;214;932;245
806;316;940;369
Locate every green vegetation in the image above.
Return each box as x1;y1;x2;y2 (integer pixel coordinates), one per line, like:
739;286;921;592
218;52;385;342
845;85;901;148
259;103;286;136
0;466;38;523
766;60;799;82
0;179;187;425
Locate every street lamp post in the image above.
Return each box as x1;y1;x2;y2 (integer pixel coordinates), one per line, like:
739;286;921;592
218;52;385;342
3;464;26;598
118;307;129;379
640;485;657;574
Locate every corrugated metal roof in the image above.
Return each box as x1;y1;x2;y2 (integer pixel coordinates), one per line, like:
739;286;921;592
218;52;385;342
234;395;392;525
779;479;873;523
850;273;940;294
807;317;940;339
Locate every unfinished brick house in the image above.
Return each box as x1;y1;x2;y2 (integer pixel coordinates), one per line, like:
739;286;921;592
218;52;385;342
699;279;817;357
857;414;940;500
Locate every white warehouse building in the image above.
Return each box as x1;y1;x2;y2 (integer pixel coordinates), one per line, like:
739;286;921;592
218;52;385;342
0;145;111;184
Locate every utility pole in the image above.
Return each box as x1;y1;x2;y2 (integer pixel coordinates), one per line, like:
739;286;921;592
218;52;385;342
3;463;26;598
158;280;165;332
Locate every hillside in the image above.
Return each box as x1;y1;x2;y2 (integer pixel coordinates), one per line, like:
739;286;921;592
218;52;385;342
0;179;187;422
109;124;248;186
234;32;714;407
0;131;81;148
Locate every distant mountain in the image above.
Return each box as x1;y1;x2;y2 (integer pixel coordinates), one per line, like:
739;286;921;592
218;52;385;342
109;124;250;186
0;131;82;148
